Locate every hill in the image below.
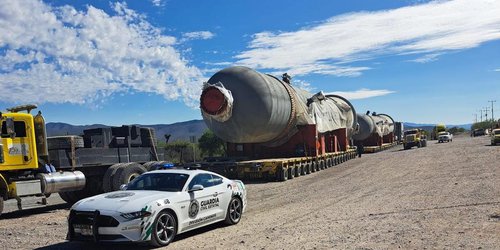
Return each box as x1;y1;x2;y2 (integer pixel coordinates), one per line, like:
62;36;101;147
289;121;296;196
404;122;471;130
46;120;208;143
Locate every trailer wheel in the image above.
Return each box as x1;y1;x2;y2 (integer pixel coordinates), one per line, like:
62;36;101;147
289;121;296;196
112;163;147;190
277;167;288;181
305;163;312;174
102;163;124;193
288;167;294;179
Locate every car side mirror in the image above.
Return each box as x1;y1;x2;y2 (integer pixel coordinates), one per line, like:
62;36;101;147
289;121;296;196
119;184;128;190
189;184;204;192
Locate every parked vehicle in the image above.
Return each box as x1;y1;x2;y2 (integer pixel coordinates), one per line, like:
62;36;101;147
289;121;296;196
199;67;358;181
403;129;427;150
68;169;246;247
438;131;453;143
472;128;486;137
491;129;500;145
0;104;164;216
431;124;446;140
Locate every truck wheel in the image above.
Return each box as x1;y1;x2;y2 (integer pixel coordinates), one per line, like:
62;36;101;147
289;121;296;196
300;165;306;175
112;163;147;190
306;163;312;174
102;163;125;193
47;136;84;150
59;191;80;204
277;167;288;181
143;161;165;171
294;165;300;177
288;167;294;179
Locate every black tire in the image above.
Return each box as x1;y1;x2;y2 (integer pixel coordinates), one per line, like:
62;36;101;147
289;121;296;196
59;176;101;204
142;161;169;171
102;163;124;192
58;191;80;204
294;165;300;177
306;163;312;174
150;210;177;247
112;163;147;191
277;167;288;181
47;136;84;150
224;197;243;225
288;167;294;179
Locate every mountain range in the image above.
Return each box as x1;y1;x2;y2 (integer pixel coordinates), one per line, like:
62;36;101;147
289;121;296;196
46;120;472;142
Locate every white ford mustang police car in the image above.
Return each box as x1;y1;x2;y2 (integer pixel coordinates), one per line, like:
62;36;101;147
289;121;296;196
67;169;247;247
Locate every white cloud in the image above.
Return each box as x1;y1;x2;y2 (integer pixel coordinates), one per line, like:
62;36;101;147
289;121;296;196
0;0;203;107
409;53;441;63
291;79;314;92
236;0;500;76
181;31;215;42
151;0;165;7
326;89;395;100
494;68;500;72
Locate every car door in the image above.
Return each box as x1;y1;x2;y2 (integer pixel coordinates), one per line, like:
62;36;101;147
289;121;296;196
179;173;219;232
209;174;231;220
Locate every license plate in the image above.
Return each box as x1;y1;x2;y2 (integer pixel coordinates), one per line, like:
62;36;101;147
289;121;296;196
74;224;93;236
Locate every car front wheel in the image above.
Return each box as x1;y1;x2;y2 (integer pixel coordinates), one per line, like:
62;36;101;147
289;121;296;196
150;210;177;247
225;197;243;225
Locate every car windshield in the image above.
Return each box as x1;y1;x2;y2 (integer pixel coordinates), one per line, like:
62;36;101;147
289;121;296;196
438;132;448;135
495;130;500;135
126;173;189;192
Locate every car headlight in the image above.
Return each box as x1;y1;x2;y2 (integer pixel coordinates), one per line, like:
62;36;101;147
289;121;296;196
120;211;152;220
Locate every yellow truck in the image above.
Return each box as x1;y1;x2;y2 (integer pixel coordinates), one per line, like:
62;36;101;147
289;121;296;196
431;124;446;140
0;105;164;216
403;129;427;150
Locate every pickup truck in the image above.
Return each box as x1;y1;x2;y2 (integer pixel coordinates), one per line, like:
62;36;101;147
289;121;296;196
491;129;500;145
438;131;453;143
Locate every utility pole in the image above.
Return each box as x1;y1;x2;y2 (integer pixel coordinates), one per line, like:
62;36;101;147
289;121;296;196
484;107;490;122
488;100;496;121
473;113;477;123
479;109;483;122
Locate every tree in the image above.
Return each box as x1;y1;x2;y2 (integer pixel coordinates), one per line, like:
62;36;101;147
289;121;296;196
471;121;496;130
448;126;465;134
198;130;226;157
164;141;190;163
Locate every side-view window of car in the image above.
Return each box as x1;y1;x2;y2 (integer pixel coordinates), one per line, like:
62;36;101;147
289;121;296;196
210;174;223;186
188;174;214;190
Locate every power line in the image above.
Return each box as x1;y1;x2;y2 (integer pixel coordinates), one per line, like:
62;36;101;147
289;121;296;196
484;107;490;121
488;100;496;121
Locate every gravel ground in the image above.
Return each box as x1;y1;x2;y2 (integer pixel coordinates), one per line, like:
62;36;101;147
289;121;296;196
0;135;498;249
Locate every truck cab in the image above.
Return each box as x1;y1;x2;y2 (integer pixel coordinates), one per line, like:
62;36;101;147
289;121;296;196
403;129;427;150
1;105;163;216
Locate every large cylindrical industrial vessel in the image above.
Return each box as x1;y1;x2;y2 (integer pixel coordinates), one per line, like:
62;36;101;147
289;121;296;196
352;112;395;142
200;66;357;146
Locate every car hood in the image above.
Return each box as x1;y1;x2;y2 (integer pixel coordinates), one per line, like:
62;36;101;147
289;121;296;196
72;190;177;213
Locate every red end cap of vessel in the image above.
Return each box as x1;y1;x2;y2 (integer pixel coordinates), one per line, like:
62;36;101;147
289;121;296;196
200;87;227;115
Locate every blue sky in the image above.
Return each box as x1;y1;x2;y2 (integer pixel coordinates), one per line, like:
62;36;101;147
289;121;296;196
0;0;499;125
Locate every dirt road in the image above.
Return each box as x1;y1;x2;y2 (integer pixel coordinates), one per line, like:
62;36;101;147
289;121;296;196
1;135;499;249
